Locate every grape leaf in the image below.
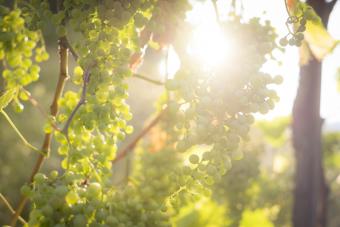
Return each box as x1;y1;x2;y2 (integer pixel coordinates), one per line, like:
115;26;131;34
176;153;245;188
0;87;18;110
299;3;339;63
287;0;297;11
305;19;339;61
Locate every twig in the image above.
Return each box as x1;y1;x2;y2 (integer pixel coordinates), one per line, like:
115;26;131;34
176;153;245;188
284;0;291;17
0;193;27;225
134;73;164;86
64;38;78;61
23;89;61;131
1;110;43;155
61;68;91;139
112;109;166;163
10;37;69;227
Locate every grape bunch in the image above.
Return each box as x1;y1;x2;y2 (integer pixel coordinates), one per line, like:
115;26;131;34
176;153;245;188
0;6;48;111
23;170;171;227
164;17;282;193
1;0;287;225
279;3;319;47
17;0;193;226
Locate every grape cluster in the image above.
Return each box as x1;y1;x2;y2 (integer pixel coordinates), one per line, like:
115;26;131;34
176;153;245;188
23;170;171;227
3;0;286;225
212;148;261;227
164;17;281;192
17;0;192;226
279;4;318;47
0;6;48;110
134;145;203;213
279;15;306;47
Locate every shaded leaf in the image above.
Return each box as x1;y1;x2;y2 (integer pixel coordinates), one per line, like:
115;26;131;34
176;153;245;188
0;87;18;110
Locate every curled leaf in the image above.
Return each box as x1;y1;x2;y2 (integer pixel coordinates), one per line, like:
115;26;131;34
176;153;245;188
0;87;18;110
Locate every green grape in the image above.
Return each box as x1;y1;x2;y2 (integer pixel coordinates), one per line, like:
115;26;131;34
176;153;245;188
279;37;288;46
87;182;102;198
8;0;289;226
189;154;199;164
20;184;32;197
65;190;79;205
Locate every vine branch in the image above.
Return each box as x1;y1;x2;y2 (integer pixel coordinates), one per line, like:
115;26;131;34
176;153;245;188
0;193;27;225
284;0;291;17
1;110;42;154
112;109;166;163
61;67;91;139
23;89;60;131
64;38;79;61
134;73;164;85
10;36;69;227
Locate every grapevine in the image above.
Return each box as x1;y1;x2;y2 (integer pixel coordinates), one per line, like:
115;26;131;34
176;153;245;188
0;0;290;226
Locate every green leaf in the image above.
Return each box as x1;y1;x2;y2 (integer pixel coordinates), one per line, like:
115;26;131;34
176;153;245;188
299;3;339;62
240;209;274;227
0;87;18;110
1;110;44;155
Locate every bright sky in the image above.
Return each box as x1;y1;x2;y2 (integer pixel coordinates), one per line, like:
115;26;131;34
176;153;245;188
162;0;340;124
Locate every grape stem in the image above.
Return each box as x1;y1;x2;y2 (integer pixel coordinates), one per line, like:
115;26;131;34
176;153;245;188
284;0;291;17
134;73;164;85
10;36;69;227
0;193;27;225
64;37;78;61
112;108;166;163
22;89;61;131
1;110;43;155
61;67;91;139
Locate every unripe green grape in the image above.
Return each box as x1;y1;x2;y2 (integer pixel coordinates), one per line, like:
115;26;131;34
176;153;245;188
12;101;24;113
288;38;296;46
279;37;288;46
189;154;199;164
297;25;306;32
73;214;87;227
20;184;31;197
43;122;53;133
41;204;53;216
34;173;47;184
87;182;102;198
55;185;68;197
125;125;134;134
273;75;283;84
65;190;79;205
295;33;304;41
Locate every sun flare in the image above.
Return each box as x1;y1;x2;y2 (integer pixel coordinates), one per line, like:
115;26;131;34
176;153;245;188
188;23;232;68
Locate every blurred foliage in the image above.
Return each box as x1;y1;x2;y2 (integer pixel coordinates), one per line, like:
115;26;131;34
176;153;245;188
1;0;340;226
239;209;273;227
256;116;291;147
172;199;228;227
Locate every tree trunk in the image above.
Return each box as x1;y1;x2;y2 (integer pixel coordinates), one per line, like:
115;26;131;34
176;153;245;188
292;1;336;227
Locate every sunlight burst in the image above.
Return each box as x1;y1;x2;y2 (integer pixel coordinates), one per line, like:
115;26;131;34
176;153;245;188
188;23;232;68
